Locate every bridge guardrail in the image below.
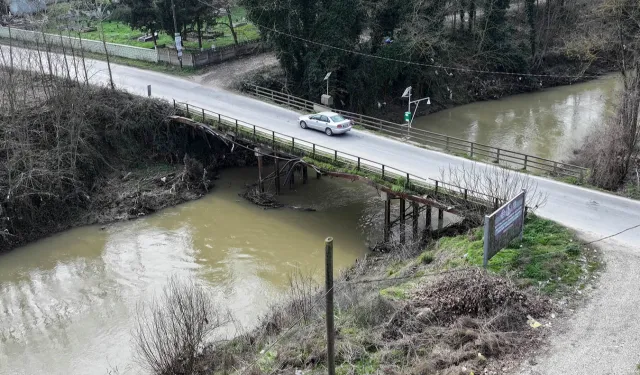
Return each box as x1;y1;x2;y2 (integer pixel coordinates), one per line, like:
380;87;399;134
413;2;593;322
246;84;587;182
173;100;503;212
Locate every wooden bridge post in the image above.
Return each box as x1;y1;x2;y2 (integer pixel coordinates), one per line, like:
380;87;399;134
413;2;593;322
274;156;281;195
289;165;295;190
412;202;419;240
256;151;265;193
399;198;406;244
384;194;391;243
438;208;444;230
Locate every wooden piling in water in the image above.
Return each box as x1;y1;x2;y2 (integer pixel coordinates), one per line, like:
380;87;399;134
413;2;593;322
257;153;265;193
274;157;280;195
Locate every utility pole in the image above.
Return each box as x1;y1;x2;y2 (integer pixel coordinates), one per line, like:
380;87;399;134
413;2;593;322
171;0;183;69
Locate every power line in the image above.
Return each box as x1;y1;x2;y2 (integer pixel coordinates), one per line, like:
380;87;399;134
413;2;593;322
191;0;598;80
251;22;600;80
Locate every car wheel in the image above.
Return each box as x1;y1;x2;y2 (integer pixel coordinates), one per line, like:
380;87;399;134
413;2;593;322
300;121;307;129
325;128;333;136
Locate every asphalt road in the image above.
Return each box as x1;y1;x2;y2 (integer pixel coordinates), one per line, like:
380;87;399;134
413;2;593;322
3;45;640;374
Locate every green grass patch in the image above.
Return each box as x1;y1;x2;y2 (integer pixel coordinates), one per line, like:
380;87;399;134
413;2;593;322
48;10;260;50
417;251;434;264
336;355;380;375
437;216;591;294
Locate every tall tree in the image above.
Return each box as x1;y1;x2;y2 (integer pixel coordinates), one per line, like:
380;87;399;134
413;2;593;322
525;0;536;60
122;0;160;46
243;0;363;101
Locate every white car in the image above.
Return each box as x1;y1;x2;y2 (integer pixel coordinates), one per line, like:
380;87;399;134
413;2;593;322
298;112;353;136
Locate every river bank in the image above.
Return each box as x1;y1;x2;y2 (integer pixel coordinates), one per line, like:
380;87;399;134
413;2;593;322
185;215;601;375
0;73;256;254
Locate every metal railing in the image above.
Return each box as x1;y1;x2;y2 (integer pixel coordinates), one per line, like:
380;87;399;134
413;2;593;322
173;100;502;213
246;84;588;182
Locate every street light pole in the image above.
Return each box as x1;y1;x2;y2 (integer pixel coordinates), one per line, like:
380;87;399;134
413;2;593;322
171;0;183;69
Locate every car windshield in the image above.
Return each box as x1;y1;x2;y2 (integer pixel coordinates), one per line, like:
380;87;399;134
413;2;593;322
330;115;346;122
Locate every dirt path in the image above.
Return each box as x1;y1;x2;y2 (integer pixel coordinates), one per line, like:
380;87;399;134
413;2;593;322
518;235;640;375
189;52;278;89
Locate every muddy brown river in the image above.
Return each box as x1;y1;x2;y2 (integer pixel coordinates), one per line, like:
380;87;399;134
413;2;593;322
0;75;620;375
414;74;619;161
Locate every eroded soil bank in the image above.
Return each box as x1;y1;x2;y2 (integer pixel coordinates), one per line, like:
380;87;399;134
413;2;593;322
0;76;255;253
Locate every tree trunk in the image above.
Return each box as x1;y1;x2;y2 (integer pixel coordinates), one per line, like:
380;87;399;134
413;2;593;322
525;0;536;62
226;7;238;46
197;18;203;50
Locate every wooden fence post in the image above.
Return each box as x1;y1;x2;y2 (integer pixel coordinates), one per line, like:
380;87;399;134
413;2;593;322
399;198;406;244
325;237;336;375
470;143;475;158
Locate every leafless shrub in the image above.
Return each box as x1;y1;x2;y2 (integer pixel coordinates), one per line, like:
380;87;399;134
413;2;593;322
579;72;640;190
134;276;230;375
440;164;548;214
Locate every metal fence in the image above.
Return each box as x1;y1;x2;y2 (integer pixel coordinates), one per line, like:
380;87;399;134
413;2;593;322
173;100;502;213
246;84;588;182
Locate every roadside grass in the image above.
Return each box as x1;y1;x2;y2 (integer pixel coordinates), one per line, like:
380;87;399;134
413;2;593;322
437;215;592;294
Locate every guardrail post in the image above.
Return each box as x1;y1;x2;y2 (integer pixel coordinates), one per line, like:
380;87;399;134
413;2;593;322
334;150;337;162
579;169;584;184
202;108;205;122
382;165;385;180
435;180;439;197
464;189;468;201
292;138;295;153
173;99;176;110
253;126;256;141
446;136;450;151
272;131;275;149
406;173;410;189
524;155;528;170
186;104;190;117
255;85;258;96
470;143;475;158
496;148;501;164
357;157;361;171
235;120;238;134
218;114;221;124
312;144;316;159
553;162;558;175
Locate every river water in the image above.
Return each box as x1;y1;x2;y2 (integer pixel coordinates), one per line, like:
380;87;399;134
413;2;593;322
414;74;620;161
0;168;387;375
0;76;619;375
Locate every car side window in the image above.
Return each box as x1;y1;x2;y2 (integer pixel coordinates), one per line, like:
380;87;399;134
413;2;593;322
310;115;319;120
320;115;329;122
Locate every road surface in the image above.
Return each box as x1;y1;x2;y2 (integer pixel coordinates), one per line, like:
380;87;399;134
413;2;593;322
2;45;640;374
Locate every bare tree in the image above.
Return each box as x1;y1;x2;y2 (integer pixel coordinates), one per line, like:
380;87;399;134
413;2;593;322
134;276;229;375
439;164;548;214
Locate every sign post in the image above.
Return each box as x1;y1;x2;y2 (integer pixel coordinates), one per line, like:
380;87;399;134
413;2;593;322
483;190;526;267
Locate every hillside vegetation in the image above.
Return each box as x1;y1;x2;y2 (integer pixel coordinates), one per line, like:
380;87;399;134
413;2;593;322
242;0;613;116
